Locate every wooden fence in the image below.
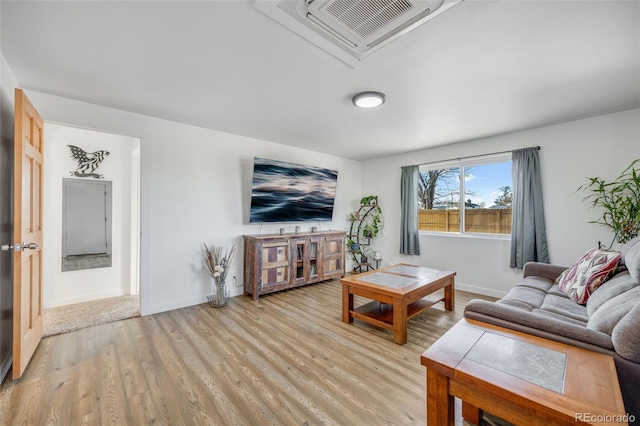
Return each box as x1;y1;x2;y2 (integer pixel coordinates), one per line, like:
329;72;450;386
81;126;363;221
418;208;512;234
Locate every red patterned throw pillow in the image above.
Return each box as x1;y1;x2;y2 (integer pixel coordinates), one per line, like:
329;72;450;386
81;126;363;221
557;248;622;304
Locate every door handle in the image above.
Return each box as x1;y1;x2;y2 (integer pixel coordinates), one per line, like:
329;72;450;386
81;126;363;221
0;243;38;251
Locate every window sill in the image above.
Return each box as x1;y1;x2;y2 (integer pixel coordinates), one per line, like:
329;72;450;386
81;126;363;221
419;231;511;241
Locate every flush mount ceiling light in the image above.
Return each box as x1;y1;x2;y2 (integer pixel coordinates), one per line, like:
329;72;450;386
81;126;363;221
352;91;386;108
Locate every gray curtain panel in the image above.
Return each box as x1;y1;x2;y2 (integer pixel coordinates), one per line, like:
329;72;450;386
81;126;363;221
510;147;549;268
400;165;420;255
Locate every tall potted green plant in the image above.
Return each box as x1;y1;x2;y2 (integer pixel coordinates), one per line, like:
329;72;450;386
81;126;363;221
579;159;640;244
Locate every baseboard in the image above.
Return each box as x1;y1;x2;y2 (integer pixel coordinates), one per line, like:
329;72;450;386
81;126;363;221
149;287;249;315
150;295;212;315
455;282;507;299
44;290;126;309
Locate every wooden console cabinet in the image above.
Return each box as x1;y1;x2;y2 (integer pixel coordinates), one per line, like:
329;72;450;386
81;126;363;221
243;230;345;300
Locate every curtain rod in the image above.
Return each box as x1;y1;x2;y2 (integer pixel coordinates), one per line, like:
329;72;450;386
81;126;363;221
412;145;540;168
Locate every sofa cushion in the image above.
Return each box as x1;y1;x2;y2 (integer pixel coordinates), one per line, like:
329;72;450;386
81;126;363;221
518;276;554;293
612;303;640;363
624;240;640;283
497;285;546;311
540;294;590;322
586;271;638;316
587;287;640;335
547;284;568;298
530;308;589;327
464;299;614;350
620;235;640;259
557;248;622;304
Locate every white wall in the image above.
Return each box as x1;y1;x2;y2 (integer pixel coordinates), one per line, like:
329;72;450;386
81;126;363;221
43;123;139;308
25;91;363;315
362;109;640;297
22;91;638;309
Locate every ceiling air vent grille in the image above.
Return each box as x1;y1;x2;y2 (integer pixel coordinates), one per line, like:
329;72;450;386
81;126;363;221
253;0;463;67
324;0;416;40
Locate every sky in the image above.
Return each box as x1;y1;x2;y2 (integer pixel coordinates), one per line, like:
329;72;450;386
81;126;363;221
465;161;512;207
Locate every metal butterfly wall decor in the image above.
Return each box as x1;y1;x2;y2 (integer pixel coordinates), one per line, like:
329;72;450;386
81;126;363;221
67;145;110;178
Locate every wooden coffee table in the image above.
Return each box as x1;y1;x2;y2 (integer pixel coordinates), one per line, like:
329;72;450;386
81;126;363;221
340;264;455;345
421;318;629;426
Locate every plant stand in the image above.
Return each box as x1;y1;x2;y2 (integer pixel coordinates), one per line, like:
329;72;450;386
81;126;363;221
347;199;383;273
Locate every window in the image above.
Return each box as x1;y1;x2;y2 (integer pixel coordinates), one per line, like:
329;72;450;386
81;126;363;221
418;155;512;235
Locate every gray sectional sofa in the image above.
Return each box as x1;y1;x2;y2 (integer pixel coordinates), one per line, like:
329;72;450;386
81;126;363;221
464;239;640;423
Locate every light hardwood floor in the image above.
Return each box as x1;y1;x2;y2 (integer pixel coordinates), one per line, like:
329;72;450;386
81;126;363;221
0;280;496;425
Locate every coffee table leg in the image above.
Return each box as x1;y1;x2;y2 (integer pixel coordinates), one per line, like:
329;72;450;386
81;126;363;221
426;368;455;425
444;279;455;311
462;401;482;425
342;285;354;323
392;299;408;344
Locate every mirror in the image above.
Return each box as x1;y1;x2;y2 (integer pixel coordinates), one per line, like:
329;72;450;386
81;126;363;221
61;178;113;272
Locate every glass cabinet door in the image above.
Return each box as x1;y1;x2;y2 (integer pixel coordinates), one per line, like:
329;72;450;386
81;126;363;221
292;240;307;285
291;238;323;285
309;240;318;280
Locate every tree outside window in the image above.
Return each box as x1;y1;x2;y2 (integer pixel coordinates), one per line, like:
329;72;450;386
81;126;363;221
418;158;512;235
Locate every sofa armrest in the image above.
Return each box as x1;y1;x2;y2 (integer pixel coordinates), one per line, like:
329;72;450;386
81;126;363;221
522;262;568;281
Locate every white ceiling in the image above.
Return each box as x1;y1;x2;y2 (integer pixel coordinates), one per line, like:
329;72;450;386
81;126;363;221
2;1;639;161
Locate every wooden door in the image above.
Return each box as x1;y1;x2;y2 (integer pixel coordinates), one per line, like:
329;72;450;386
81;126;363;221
12;89;44;379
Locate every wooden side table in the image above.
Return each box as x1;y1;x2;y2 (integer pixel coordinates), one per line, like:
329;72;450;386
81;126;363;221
421;319;629;426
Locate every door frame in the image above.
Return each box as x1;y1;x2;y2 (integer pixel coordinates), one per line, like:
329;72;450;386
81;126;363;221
42;122;142;307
